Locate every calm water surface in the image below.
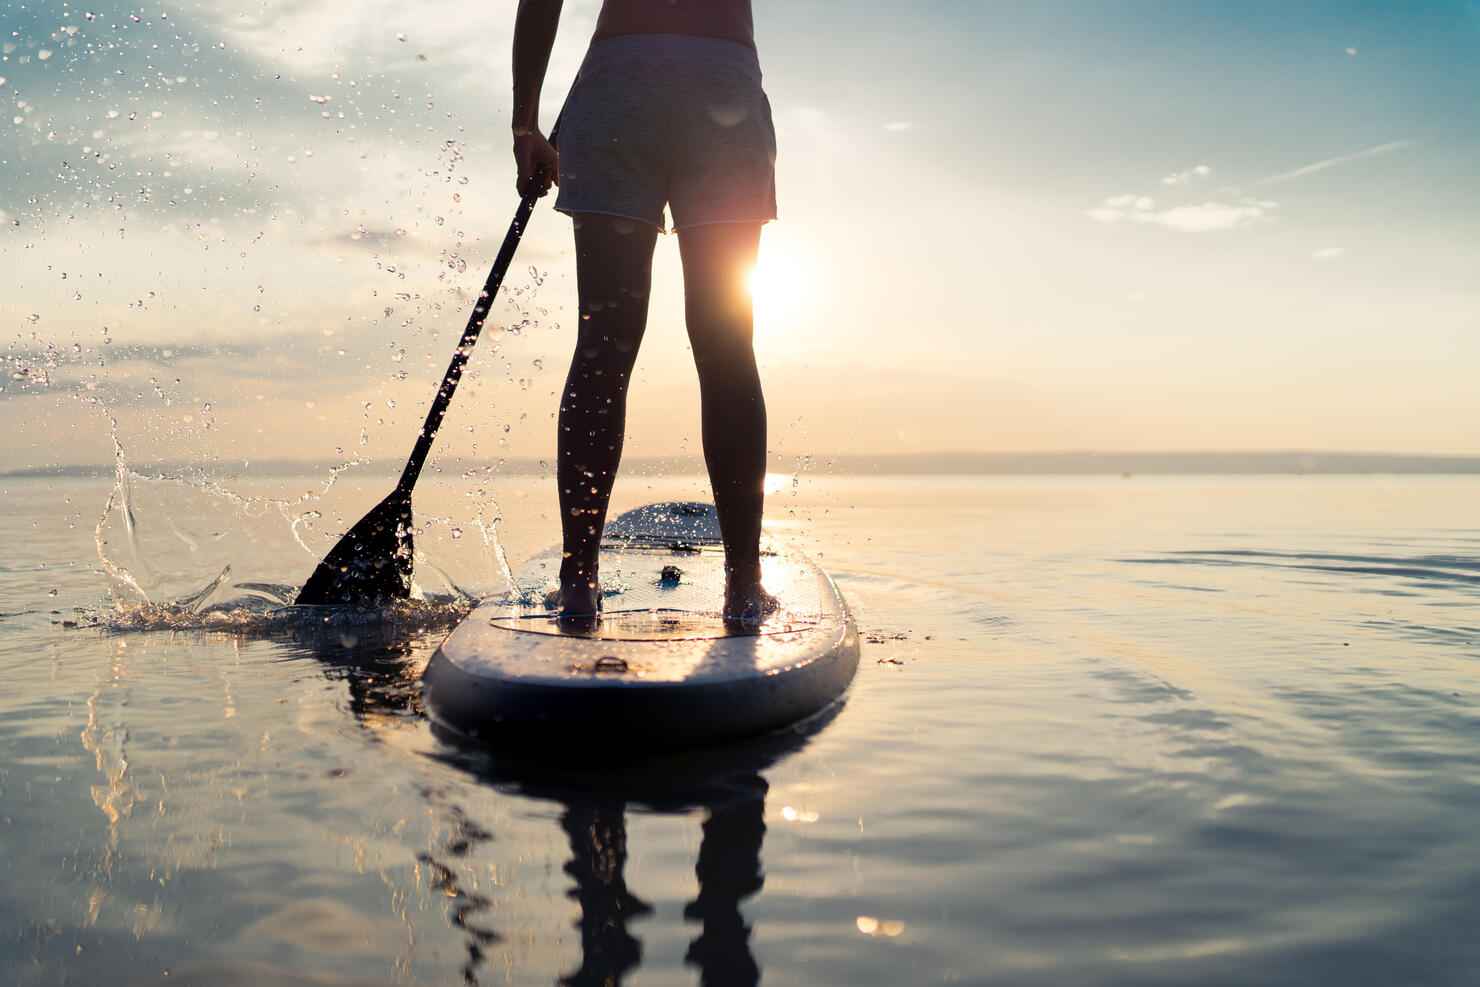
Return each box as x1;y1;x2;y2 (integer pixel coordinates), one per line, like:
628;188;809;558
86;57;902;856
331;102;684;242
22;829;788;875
3;474;1478;985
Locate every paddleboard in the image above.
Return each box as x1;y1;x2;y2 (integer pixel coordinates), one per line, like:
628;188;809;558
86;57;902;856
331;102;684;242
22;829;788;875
423;502;860;748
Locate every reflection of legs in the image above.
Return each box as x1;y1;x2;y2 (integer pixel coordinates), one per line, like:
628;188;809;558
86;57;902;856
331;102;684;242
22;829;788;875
554;215;660;615
416;798;500;985
559;801;653;987
676;223;777;620
683;785;767;987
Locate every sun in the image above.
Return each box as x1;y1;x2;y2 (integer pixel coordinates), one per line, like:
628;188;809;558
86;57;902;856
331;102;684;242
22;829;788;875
747;240;813;332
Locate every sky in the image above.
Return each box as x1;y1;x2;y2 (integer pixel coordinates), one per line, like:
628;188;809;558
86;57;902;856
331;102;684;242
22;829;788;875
4;0;1479;474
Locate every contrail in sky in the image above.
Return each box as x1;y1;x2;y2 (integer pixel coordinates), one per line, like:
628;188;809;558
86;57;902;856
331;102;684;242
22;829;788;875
1259;140;1416;184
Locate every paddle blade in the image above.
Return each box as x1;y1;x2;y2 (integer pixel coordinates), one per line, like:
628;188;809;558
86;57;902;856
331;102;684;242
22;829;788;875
294;492;414;606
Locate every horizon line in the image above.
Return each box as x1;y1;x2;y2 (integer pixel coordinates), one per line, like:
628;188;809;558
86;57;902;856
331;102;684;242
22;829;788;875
7;450;1480;479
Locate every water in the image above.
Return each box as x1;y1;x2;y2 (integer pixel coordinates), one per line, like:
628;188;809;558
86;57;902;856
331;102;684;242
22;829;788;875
3;473;1479;985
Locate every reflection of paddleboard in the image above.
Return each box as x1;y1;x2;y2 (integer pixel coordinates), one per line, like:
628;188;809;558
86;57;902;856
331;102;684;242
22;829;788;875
423;502;860;748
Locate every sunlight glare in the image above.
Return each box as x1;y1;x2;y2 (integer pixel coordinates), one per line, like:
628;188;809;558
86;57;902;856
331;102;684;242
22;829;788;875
748;242;812;330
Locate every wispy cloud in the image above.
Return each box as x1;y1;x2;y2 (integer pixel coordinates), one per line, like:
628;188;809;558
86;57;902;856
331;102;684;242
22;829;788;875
1161;164;1211;187
1144;201;1274;232
209;0;500;74
1087;193;1275;232
1259;141;1415;184
1089;161;1276;232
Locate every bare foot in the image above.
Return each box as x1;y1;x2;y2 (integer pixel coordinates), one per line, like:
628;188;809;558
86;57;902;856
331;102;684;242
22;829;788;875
723;578;780;622
543;580;602;617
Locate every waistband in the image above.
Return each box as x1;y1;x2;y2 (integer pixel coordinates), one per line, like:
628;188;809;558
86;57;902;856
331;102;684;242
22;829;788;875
581;33;763;83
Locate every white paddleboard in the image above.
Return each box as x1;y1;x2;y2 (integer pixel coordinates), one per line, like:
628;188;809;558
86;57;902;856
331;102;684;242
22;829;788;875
423;502;860;748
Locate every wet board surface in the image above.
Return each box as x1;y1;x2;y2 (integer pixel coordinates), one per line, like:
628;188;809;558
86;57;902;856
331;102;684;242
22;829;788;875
423;502;861;748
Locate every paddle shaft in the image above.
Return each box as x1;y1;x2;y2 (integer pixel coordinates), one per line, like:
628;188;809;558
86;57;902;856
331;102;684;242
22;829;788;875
396;182;544;494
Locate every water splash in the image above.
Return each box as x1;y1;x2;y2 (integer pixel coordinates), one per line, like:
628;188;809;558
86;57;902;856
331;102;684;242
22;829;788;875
90;426;497;632
81;595;473;637
93;422;150;606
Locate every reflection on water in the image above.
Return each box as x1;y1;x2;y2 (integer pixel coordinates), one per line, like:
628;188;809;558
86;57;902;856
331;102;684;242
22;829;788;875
419;727;830;987
559;800;652;986
684;796;766;986
415;797;503;984
302;623;832;987
9;475;1480;984
79;642;134;876
26;467;835;984
543;790;768;987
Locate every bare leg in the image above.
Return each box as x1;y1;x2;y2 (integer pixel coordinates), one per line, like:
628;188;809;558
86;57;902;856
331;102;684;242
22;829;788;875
676;222;777;620
553;214;659;615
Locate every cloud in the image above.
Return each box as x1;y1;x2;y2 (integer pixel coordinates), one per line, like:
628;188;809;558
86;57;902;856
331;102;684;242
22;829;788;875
1087;193;1151;224
0;340;264;404
1259;140;1415;184
1161;165;1211;187
1312;246;1345;260
1087;193;1274;232
209;0;488;73
1089;160;1279;232
197;0;599;94
1345;47;1358;55
1144;201;1274;232
883;121;912;132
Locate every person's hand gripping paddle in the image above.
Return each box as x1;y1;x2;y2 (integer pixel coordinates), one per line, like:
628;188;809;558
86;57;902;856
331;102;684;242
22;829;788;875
295;167;551;606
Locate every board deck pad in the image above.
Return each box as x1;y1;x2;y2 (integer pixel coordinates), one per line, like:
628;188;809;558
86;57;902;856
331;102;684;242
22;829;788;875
483;539;826;643
423;502;861;747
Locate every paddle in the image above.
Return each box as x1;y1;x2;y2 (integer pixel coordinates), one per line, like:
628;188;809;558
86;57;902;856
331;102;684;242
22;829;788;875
296;172;549;606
